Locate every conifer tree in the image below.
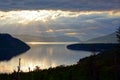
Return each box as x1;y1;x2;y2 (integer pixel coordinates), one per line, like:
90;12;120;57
116;27;120;43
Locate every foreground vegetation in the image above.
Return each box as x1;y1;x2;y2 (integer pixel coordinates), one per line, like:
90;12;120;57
0;48;120;80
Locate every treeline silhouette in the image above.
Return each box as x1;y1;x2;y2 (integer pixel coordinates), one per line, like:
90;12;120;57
0;48;120;80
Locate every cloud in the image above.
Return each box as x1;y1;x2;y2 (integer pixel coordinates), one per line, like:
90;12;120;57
0;10;120;40
0;0;119;11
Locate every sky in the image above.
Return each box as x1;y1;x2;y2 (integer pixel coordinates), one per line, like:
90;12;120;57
0;0;120;40
0;0;120;73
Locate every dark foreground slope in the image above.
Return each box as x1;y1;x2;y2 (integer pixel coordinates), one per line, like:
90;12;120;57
0;48;120;80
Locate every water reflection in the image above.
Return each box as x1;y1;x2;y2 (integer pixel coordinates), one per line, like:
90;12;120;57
0;42;91;73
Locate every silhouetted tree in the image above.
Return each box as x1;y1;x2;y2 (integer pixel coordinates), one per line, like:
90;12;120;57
33;66;41;72
116;27;120;43
115;27;120;80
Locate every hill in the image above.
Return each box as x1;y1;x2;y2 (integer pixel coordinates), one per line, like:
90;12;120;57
0;33;30;61
85;33;118;43
67;43;119;52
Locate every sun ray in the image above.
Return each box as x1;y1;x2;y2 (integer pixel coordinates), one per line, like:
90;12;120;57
0;10;119;25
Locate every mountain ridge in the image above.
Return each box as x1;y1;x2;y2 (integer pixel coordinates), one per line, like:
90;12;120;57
85;33;118;43
12;34;80;42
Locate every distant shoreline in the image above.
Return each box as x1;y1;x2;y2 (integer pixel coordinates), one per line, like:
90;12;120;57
26;42;79;45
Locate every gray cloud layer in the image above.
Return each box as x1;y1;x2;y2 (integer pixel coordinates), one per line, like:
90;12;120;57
0;12;120;40
0;0;120;11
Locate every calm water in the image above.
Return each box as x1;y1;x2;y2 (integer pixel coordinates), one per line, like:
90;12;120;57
0;42;91;73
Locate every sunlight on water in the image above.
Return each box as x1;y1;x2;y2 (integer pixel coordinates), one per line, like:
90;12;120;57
0;42;91;73
26;42;78;45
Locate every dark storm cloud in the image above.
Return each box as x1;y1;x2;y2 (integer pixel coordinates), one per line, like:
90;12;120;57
0;0;119;11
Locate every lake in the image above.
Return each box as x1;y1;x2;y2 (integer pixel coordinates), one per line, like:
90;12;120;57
0;42;91;73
